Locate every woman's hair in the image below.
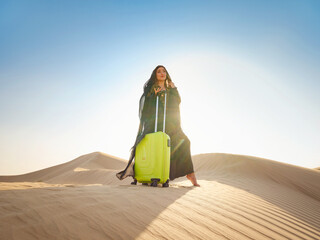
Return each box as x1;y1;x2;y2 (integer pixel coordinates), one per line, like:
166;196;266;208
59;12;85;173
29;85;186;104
143;65;173;96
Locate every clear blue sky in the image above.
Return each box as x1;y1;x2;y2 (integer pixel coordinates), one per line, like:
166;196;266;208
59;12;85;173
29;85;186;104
0;0;319;175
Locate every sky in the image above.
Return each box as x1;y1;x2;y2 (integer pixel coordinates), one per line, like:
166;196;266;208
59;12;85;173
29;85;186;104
0;0;319;175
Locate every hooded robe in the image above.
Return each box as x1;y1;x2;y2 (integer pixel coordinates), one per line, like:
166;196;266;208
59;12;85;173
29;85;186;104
116;86;194;181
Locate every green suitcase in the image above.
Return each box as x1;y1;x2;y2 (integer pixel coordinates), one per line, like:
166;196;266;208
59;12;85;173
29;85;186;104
134;90;171;187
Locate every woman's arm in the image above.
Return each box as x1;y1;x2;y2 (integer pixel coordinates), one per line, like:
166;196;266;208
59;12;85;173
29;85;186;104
167;81;181;104
169;87;181;104
139;92;156;123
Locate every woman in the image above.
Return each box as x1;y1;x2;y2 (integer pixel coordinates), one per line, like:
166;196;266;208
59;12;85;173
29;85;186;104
116;65;200;187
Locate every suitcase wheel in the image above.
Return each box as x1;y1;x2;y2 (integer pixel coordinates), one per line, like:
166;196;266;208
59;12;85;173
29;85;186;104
151;178;160;187
131;179;137;185
162;179;169;188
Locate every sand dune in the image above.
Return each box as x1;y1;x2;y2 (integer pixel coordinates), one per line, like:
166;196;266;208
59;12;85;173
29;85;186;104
0;152;129;185
1;152;320;239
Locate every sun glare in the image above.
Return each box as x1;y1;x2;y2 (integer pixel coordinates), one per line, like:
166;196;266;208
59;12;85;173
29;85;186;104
164;51;290;162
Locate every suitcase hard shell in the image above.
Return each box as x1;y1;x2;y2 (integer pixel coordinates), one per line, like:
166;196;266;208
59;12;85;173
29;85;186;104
135;131;170;184
134;90;170;186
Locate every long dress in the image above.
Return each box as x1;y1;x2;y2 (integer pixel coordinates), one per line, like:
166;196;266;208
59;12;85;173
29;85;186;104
116;86;194;181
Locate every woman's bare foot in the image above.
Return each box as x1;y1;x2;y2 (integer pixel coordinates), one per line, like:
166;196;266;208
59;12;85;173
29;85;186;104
186;172;200;187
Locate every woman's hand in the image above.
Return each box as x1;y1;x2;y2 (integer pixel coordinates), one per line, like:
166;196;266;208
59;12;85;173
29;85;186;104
154;86;166;95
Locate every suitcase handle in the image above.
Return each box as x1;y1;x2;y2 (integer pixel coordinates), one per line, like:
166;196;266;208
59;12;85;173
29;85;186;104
155;90;167;133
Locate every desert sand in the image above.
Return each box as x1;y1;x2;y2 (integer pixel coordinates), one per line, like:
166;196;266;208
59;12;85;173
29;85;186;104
0;152;319;240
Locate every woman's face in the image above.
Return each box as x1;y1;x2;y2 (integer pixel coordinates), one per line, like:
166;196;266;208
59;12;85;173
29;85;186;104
156;67;167;82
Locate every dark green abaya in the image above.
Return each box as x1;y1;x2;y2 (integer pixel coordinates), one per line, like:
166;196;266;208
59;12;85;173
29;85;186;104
116;87;194;181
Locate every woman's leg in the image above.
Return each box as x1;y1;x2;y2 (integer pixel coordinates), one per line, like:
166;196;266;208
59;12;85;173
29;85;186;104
186;172;200;187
